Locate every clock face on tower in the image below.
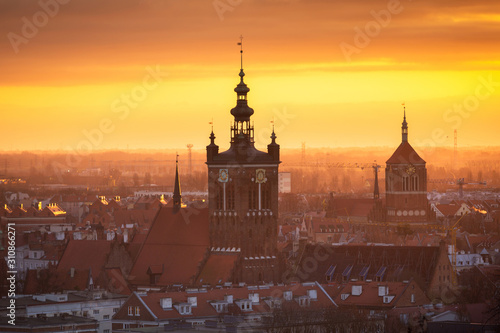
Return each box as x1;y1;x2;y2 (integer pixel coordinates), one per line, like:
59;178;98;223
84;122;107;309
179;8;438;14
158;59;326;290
218;169;228;182
255;169;266;183
405;165;416;175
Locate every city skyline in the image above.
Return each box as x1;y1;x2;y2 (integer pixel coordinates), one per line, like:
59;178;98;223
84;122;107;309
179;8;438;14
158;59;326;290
1;0;499;151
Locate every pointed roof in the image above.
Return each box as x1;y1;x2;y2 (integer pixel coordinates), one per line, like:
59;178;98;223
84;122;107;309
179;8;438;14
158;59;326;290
129;206;210;286
230;37;254;122
386;141;425;165
173;155;181;210
387;105;425;164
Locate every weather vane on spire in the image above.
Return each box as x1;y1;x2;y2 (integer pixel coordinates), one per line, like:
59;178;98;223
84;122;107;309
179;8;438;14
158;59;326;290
209;118;214;132
238;35;243;70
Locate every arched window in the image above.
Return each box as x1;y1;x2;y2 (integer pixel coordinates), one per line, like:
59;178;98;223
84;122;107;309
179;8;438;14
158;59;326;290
227;182;234;210
411;175;418;191
402;175;410;191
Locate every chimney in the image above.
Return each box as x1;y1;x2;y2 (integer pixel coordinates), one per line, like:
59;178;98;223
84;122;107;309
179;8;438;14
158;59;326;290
283;290;293;301
249;293;259;304
307;289;317;300
352;285;362;296
378;285;388;296
187;296;197;307
224;295;233;304
160;297;172;309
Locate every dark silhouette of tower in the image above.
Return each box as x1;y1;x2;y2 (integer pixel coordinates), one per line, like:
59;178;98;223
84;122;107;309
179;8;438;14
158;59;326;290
206;40;281;284
385;106;430;222
173;154;182;212
187;144;193;176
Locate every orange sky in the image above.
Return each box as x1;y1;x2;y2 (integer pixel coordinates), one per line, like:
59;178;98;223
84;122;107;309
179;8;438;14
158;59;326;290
0;0;499;152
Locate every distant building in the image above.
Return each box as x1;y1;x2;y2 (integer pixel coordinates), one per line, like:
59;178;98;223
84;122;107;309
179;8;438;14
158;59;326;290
0;290;125;333
278;172;291;193
112;283;339;331
385;108;434;223
205;51;281;284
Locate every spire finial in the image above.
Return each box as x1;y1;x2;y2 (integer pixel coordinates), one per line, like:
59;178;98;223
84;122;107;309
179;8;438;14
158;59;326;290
209;118;214;132
401;103;408;142
238;35;243;70
173;154;182;211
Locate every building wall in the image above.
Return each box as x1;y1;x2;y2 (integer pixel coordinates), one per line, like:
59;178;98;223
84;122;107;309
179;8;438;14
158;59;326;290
385;163;429;222
207;165;279;283
428;243;454;301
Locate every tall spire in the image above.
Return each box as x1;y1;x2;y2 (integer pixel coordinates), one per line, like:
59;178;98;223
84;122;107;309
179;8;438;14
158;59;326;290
239;35;243;71
231;36;254;135
173;153;182;211
373;165;380;200
401;103;408;142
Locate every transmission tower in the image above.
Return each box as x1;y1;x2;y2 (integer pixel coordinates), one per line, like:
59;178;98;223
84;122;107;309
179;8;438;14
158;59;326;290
187;144;193;176
301;142;306;165
453;129;457;170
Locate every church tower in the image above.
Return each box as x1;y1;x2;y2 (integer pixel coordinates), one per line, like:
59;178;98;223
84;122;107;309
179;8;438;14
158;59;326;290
206;41;280;284
385;107;431;222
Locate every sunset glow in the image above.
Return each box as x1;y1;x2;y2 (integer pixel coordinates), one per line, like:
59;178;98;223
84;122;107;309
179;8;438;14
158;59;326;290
1;0;499;151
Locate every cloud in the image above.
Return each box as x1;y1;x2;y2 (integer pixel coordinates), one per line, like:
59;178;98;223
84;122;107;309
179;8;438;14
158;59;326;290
0;0;499;86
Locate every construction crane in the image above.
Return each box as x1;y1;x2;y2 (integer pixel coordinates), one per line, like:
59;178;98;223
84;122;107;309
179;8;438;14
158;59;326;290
283;161;382;198
449;212;469;285
456;178;487;198
186;144;193;176
428;178;487;198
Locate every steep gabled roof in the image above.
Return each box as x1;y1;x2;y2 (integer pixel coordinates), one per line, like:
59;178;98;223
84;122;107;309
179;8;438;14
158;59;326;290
386;141;425;165
57;240;112;281
129;206;210;286
196;253;238;286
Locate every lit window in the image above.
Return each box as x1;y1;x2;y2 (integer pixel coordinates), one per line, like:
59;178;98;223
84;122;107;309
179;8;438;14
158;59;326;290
135;306;140;316
127;306;133;316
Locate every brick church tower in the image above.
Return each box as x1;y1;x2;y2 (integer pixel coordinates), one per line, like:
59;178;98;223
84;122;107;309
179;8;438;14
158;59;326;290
206;43;280;284
385;107;432;222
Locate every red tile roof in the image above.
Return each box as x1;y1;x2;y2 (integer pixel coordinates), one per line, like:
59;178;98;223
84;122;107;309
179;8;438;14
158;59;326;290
330;198;375;217
332;280;429;308
113;209;157;227
129;206;210;286
57;240;112;282
196;254;238;286
386;141;425;165
102;268;131;295
434;204;461;217
119;284;338;321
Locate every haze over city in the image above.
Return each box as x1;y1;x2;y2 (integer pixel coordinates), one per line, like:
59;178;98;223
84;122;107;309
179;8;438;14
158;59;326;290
1;1;500;332
1;0;499;151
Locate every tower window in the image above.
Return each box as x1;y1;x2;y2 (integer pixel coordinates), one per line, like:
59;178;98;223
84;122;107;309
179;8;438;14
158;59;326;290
403;176;410;191
411;175;418;191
